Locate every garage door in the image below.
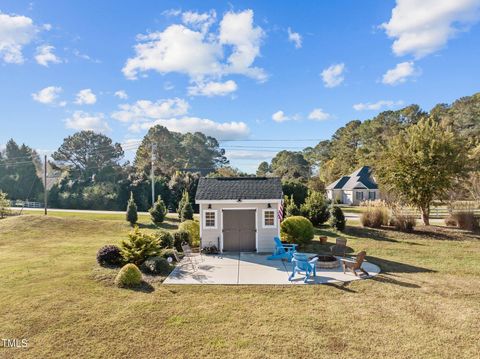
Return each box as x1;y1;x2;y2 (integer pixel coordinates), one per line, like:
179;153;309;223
222;210;256;252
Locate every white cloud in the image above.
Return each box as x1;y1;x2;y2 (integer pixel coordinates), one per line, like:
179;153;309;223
382;61;419;85
321;63;345;88
182;10;216;33
32;86;62;104
381;0;480;58
114;90;128;100
308;108;331;121
272;110;289;123
225;149;276;160
219;10;266;81
112;97;249;139
123;9;266;82
0;12;37;64
287;27;302;48
112;98;189;123
35;44;61;66
353;100;404;111
130;117;249;139
188;80;237;97
65;111;110;132
75;89;97;105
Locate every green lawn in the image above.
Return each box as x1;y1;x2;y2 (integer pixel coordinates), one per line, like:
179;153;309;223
1;213;479;358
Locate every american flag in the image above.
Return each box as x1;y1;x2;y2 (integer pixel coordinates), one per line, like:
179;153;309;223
278;200;284;222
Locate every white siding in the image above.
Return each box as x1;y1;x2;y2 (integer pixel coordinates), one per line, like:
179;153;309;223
198;201;281;253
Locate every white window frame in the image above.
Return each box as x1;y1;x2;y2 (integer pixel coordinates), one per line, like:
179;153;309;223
262;209;277;229
203;210;217;229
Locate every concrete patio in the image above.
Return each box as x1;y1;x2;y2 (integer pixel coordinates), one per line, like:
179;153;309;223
163;252;381;285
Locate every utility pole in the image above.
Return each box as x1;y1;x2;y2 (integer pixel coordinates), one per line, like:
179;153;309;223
151;143;156;206
44;155;47;215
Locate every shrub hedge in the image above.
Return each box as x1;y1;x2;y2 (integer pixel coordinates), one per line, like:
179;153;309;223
178;220;200;247
156;230;174;248
96;244;123;267
329;206;346;231
280;216;314;245
173;230;191;251
141;256;171;275
115;263;142;288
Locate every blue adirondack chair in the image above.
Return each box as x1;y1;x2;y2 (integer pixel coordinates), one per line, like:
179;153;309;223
289;253;318;283
267;237;298;262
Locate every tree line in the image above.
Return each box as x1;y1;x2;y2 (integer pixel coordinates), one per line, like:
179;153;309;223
1;92;479;222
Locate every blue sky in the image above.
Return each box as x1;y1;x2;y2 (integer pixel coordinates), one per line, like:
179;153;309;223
1;0;480;173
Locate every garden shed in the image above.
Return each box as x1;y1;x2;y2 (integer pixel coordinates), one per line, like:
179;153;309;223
195;177;283;253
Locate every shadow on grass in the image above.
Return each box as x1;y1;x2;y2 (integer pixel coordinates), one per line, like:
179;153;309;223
343;226;399;243
367;256;435;274
136;222;178;230
372;275;421;288
314;226;339;238
124;281;155;293
302;241;354;255
325;281;357;293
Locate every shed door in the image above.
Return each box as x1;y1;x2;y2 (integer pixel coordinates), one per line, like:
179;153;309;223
222;210;256;252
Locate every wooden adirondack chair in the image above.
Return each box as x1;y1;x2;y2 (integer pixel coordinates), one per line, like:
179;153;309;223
340;251;369;276
267;237;298;262
289;253;318;283
330;237;348;257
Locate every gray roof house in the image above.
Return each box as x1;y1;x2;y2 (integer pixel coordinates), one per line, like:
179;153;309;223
326;166;380;205
195;177;283;253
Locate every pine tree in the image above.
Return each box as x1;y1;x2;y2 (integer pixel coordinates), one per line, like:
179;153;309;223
126;191;138;226
120;226;160;265
181;202;194;222
285;194;301;217
177;190;190;219
149;195;166;225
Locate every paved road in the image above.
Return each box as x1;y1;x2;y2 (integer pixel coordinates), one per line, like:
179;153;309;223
9;207;150;215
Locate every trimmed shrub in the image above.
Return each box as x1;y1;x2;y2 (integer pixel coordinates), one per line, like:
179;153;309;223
115;263;142;288
391;214;416;232
301;191;330;226
173;230;191;251
141;256;171;275
96;244;122;266
330;206;346;231
452;211;479;230
280;216;314;245
120;226;161;265
126;191;138;226
181;202;194;222
156;230;174;248
179;220;200;247
361;207;389;228
149;195;166;225
160;248;179;262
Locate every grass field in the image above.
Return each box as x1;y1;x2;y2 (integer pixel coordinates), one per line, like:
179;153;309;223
1;212;479;358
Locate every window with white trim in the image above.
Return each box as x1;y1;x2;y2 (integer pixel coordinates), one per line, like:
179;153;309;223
263;209;276;228
204;210;216;228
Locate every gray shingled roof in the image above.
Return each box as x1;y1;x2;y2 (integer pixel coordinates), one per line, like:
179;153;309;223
195;177;283;201
326;166;378;190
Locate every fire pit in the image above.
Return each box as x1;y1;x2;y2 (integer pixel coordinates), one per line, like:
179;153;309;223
313;254;340;269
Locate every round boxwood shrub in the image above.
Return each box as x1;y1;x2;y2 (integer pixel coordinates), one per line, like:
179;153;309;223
160;248;179;262
96;245;122;267
329;206;346;231
173;230;191;251
141;256;171;275
156;230;174;248
178;220;200;247
114;263;142;288
280;216;314;245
